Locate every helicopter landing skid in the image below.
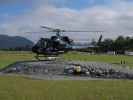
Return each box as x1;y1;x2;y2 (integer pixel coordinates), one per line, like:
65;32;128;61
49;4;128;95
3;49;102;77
35;54;60;61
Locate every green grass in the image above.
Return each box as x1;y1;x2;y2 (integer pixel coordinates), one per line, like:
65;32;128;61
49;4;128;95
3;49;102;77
63;52;133;68
0;51;133;100
0;51;35;68
0;75;133;100
0;51;133;68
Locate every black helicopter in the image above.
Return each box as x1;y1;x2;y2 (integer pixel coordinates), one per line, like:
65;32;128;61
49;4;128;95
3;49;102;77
31;26;103;59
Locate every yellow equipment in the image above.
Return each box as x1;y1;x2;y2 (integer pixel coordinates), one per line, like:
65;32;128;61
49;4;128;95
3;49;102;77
74;65;81;73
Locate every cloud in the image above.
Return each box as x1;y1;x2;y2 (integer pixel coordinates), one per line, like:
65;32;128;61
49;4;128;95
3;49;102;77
0;0;133;42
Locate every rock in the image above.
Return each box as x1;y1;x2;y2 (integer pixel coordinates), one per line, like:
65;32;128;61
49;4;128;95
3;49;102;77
1;60;133;79
85;71;90;76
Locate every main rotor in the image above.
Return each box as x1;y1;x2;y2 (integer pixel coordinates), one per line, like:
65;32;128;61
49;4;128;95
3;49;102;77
41;25;103;37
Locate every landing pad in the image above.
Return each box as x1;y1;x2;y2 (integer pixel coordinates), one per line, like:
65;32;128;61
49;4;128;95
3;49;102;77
1;60;133;80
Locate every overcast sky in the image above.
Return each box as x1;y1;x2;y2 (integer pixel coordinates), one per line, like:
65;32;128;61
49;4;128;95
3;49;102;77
0;0;133;42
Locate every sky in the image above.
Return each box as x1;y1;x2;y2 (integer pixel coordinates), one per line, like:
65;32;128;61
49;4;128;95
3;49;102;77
0;0;133;42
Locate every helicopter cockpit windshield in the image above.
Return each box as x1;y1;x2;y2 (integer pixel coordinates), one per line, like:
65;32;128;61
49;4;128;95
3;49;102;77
36;38;48;49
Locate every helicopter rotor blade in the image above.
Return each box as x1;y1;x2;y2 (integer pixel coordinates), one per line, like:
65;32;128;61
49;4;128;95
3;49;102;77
23;30;104;34
41;26;57;31
24;31;53;34
60;31;104;32
41;25;104;33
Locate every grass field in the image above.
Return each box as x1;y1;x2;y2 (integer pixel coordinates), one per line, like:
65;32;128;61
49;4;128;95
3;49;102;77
0;51;35;68
0;51;133;68
0;75;133;100
63;52;133;68
0;51;133;100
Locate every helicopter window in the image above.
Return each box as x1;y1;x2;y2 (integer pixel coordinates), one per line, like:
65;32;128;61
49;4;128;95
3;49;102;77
36;40;41;46
36;39;48;48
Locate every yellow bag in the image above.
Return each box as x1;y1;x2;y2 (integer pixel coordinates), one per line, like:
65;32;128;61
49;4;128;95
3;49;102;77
75;65;81;73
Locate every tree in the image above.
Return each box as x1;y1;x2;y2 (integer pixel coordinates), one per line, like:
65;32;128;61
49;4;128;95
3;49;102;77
100;39;114;52
113;36;126;54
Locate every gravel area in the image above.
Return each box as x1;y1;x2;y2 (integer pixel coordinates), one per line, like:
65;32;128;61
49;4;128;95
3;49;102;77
0;60;133;80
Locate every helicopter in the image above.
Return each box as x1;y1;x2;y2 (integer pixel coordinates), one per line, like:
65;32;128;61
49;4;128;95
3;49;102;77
31;26;103;59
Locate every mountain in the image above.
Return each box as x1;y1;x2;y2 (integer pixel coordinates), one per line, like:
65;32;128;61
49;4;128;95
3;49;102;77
0;35;34;49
